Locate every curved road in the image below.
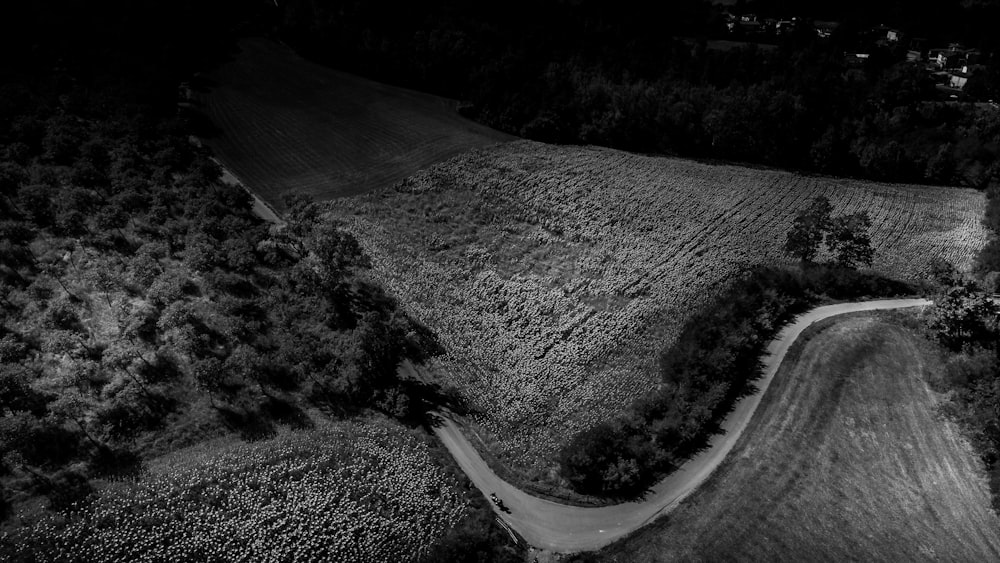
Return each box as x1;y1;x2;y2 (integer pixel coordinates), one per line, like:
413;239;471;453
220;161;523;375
432;298;932;553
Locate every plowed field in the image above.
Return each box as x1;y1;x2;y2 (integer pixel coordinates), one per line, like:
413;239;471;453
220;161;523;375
193;38;513;212
328;141;989;487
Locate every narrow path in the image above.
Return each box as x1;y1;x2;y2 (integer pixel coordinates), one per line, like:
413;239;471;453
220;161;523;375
214;159;284;225
431;298;932;553
188;135;284;225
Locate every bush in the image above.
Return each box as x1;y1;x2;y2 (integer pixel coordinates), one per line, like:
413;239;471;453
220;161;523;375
559;265;914;496
559;421;649;495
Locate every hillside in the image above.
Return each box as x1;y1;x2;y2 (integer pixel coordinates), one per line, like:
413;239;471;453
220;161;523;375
326;140;990;488
586;314;1000;561
193;38;514;212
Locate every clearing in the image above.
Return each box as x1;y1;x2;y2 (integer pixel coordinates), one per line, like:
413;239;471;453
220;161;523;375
192;38;514;212
594;313;1000;561
328;140;990;487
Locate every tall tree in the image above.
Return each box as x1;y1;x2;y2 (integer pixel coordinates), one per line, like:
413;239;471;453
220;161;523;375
826;212;874;268
784;196;833;262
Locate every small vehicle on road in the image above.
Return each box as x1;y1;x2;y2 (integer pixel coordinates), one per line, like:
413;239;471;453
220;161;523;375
489;492;508;512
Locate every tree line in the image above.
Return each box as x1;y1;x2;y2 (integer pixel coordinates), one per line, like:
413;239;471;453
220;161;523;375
923;264;1000;510
272;0;1000;188
557;205;888;495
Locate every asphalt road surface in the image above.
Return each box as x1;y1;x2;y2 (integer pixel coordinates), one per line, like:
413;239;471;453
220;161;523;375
432;298;932;552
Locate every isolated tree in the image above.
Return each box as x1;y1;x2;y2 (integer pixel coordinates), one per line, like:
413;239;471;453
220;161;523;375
784;196;833;262
826;212;874;268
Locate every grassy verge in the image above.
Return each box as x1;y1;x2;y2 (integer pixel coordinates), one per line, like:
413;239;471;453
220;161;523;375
573;312;1000;562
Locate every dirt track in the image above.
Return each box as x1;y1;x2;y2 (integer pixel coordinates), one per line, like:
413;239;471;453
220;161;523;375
431;298;932;552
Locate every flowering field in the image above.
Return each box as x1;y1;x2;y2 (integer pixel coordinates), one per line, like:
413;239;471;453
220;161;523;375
326;140;989;483
4;419;467;563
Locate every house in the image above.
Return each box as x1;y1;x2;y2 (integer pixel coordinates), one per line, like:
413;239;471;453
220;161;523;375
950;72;970;89
949;64;986;90
906;50;923;63
886;29;901;42
775;20;794;35
869;24;891;42
929;47;962;69
729;19;765;35
814;20;839;38
929;45;982;70
844;52;870;68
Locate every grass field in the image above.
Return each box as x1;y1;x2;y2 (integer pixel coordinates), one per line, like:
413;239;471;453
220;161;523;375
193;38;513;212
589;313;1000;561
327;140;989;488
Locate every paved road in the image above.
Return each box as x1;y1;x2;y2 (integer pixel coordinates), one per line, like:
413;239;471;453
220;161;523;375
431;298;932;553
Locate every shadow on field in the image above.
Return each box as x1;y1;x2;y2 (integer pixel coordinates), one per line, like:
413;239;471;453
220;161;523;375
182;109;223;138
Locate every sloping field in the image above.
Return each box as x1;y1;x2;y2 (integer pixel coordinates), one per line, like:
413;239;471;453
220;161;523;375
595;314;1000;561
328;141;989;484
193;38;513;212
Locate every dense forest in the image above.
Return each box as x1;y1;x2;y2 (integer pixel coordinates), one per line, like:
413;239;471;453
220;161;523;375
0;31;423;525
0;3;524;560
275;0;1000;187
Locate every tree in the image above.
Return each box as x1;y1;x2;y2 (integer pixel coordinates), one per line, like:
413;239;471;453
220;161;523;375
0;161;27;211
48;392;104;451
558;421;647;494
784;196;832;262
826;212;874;268
101;341;155;400
192;357;225;405
94;203;130;244
0;220;38;267
929;281;1000;351
0;364;49;416
224;345;269;396
86;258;121;309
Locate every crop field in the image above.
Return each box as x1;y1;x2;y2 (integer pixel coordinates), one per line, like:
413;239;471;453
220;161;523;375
594;314;1000;561
328;140;989;484
192;38;513;212
6;418;467;563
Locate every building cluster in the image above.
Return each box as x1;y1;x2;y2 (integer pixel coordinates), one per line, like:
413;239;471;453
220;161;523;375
723;12;988;96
